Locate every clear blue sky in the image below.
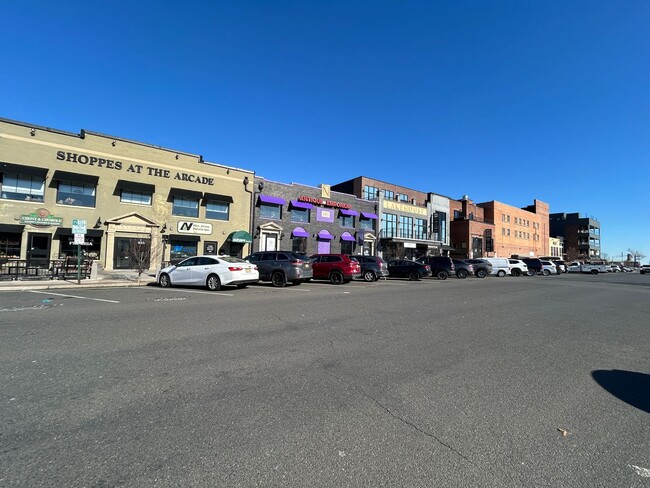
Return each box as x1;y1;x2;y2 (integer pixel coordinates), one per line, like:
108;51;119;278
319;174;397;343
2;1;648;262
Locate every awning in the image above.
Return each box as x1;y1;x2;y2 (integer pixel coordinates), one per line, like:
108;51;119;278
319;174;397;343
258;194;286;205
52;170;99;185
292;226;310;238
340;232;355;242
115;179;155;194
441;245;456;251
226;230;253;243
0;224;25;233
340;209;359;216
169;234;200;242
203;192;234;205
55;228;104;238
168;188;203;201
0;162;49;178
289;199;314;209
361;212;378;219
317;229;334;240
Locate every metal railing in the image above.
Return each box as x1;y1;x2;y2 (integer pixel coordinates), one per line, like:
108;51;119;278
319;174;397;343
0;258;93;281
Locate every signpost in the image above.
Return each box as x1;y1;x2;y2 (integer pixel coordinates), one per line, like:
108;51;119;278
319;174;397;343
72;219;86;284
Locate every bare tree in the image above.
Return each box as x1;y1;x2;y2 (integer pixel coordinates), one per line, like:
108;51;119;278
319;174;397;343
125;235;162;283
627;248;646;267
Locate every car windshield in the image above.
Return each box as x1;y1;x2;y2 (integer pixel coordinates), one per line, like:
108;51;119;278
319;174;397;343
219;256;247;263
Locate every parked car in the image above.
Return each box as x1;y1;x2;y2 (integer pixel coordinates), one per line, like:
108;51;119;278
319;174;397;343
244;251;313;287
508;259;529;277
567;262;609;274
608;264;622;272
416;256;455;280
640;265;650;275
309;254;362;284
464;259;493;278
157;255;259;290
350;255;389;282
521;258;543;276
452;259;474;279
387;259;432;280
480;257;511;277
539;256;567;273
540;260;559;276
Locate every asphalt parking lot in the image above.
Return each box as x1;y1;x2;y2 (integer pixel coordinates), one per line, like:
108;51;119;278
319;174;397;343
1;273;649;487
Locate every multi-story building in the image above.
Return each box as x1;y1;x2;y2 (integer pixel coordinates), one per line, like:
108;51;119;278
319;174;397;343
549;237;564;258
331;176;450;259
549;212;601;260
449;196;495;259
0;117;254;271
249;178;378;256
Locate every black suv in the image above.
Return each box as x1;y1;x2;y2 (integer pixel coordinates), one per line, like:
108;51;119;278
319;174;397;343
350;255;389;282
521;258;543;276
244;251;313;287
464;259;493;278
416;256;455;280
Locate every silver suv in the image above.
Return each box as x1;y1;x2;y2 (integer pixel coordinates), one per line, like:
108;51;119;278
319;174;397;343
245;251;313;287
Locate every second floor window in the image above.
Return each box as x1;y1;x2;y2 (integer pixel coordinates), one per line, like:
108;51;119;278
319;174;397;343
363;185;379;200
1;173;45;202
382;213;397;238
359;217;373;230
338;214;354;228
57;181;96;207
172;196;199;217
399;215;413;239
290;207;310;223
206;200;229;221
121;189;152;205
414;218;427;240
260;203;281;219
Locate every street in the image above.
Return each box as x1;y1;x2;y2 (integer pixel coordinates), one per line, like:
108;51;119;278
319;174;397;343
1;274;649;487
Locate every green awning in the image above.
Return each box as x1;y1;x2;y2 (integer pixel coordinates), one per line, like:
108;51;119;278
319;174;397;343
226;230;252;244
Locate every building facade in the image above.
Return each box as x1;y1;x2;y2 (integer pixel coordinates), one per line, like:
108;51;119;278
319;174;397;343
549;212;601;260
250;178;378;256
0;118;254;271
549;237;564;258
448;196;496;259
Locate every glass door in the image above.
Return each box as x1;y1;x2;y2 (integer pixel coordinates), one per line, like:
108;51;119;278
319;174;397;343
27;233;51;268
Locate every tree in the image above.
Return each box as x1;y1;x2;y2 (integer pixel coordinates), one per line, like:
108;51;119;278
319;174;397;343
125;235;162;283
626;249;646;268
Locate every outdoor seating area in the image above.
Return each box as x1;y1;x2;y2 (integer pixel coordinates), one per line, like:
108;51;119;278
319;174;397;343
0;258;93;281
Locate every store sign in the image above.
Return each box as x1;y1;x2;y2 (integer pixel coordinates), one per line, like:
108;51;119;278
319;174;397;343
20;208;63;227
177;221;213;235
403;242;417;248
383;200;427;216
297;195;352;209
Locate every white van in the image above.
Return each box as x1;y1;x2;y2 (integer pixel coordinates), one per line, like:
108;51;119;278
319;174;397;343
481;257;511;277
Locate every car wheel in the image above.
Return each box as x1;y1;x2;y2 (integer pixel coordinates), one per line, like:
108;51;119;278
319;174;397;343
456;269;468;279
511;269;521;277
591;269;599;275
236;284;248;289
528;270;536;276
206;274;221;291
290;280;302;286
437;270;448;280
497;270;506;277
406;271;420;281
330;271;344;284
476;269;487;278
271;271;286;287
542;269;550;276
363;270;376;282
159;273;172;288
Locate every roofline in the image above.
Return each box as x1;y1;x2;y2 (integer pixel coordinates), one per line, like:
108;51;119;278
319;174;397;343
335;175;429;196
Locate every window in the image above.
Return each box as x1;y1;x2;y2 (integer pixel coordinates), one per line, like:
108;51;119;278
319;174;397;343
502;228;505;236
359;217;373;230
170;240;198;262
433;212;446;242
338;214;354;228
291;207;310;223
414;218;427;240
506;215;511;223
57;181;96;207
341;240;354;254
206;200;230;221
0;232;21;258
363;185;379;200
453;209;461;219
1;173;45;202
399;216;413;239
398;193;409;202
172;196;199;217
292;237;307;253
260;203;281;219
121;189;152;205
382;213;397;238
469;212;474;221
507;229;511;236
384;190;394;200
502;214;505;222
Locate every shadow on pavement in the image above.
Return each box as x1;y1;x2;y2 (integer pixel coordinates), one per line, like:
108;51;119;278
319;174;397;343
591;369;650;413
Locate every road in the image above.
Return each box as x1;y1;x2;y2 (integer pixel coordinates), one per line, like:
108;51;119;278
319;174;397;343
1;273;649;487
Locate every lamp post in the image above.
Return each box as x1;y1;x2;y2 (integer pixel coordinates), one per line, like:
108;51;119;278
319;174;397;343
244;177;264;254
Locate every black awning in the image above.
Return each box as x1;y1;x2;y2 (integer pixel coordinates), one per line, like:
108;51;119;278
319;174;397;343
168;188;203;202
52;170;99;185
0;162;49;177
169;234;200;242
202;192;234;205
115;179;155;193
0;224;25;233
54;227;104;238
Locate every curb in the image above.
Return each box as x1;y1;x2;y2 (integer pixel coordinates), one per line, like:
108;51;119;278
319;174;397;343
0;280;157;291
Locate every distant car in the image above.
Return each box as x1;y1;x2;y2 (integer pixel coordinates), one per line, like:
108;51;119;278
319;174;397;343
539;257;566;273
480;257;510;277
521;258;543;276
244;251;313;287
452;259;474;279
640;265;650;275
157;255;259;290
310;254;362;284
540;260;558;276
464;259;493;278
416;256;455;280
351;255;389;282
387;259;432;281
508;259;529;277
608;264;622;273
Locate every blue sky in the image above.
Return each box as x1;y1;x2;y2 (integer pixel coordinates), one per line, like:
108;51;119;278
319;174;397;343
2;1;648;262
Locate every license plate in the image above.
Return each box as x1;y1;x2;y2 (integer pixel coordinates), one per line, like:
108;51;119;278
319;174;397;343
245;268;251;273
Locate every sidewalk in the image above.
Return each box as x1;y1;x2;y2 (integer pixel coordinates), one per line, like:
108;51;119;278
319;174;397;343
0;270;157;291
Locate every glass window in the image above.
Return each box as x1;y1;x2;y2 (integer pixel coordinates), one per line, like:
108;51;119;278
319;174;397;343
1;173;45;202
384;190;394;200
382;213;397;238
453;209;461;219
206;200;230;221
399;216;413;239
338;214;354;228
260;203;281;219
438;212;446;243
359;218;373;230
414;218;427;240
170;240;197;262
57;181;96;207
341;240;354;254
398;194;409;202
172;196;199;217
290;207;310;223
0;232;22;258
502;228;505;236
292;237;307;253
363;185;379;200
121;189;152;205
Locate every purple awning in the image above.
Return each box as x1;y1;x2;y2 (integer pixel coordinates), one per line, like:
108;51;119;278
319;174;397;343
361;212;378;219
339;209;359;216
292;227;310;238
258;194;286;205
290;200;314;209
317;229;334;240
340;232;355;242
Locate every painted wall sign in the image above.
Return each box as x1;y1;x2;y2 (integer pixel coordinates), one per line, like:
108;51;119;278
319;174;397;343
297;195;352;209
177;221;213;235
20;208;63;227
316;208;334;223
55;150;215;186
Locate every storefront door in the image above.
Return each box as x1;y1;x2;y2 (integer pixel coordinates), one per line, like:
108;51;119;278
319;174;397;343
114;237;151;270
27;233;51;267
262;233;278;252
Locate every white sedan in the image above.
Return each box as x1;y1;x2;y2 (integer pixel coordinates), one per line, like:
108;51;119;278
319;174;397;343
157;255;259;291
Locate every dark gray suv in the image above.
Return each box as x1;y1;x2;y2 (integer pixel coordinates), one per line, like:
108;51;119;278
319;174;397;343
350;255;389;282
244;251;313;287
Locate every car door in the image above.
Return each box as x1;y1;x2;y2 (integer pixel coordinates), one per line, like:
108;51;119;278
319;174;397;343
388;260;405;277
260;252;277;280
171;257;198;285
310;255;324;278
191;257;218;286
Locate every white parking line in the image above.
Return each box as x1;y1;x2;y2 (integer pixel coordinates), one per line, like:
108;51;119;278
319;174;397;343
248;286;311;292
29;290;120;303
157;288;234;297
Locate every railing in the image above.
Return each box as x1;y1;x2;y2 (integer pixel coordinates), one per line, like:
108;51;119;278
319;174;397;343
0;258;93;281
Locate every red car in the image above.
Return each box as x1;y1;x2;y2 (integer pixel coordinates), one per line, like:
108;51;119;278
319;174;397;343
309;254;362;284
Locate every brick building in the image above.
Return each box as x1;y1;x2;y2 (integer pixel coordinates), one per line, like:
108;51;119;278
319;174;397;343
448;196;495;259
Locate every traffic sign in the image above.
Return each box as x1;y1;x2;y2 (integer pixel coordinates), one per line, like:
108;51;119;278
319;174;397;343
72;219;87;234
73;233;85;245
